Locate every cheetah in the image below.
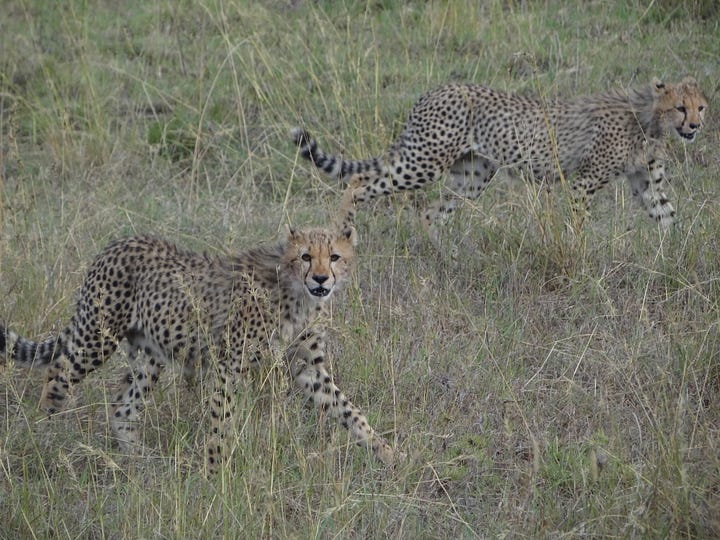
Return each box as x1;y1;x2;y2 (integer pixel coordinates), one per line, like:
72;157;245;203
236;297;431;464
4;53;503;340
292;77;707;240
0;194;395;473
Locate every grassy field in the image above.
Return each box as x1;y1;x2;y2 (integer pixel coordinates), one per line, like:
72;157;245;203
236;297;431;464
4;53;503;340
1;0;719;537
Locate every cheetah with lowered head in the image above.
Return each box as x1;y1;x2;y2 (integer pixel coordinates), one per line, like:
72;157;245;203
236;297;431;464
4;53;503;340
0;194;395;473
293;77;706;239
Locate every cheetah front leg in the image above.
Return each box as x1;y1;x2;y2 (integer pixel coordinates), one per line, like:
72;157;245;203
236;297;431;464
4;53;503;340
287;331;396;465
628;159;675;229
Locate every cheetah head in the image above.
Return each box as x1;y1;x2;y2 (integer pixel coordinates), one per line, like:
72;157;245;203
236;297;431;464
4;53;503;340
285;225;357;300
654;76;708;143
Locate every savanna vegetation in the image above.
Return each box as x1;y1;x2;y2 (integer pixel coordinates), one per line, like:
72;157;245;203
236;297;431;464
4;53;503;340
1;1;718;537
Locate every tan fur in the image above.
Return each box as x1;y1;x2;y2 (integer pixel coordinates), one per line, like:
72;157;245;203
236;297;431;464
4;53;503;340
0;201;395;473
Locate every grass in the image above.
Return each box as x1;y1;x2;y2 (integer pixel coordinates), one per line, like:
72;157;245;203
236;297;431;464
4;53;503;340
1;0;719;537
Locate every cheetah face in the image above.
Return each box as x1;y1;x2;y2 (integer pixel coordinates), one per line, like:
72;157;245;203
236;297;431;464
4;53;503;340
656;77;707;143
286;226;356;301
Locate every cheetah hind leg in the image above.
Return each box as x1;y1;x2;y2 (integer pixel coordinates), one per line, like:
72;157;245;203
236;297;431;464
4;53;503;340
111;344;166;454
38;354;76;414
423;195;464;256
423;153;497;256
38;327;122;414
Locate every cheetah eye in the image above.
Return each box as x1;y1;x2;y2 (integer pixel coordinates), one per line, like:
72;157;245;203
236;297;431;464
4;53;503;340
698;105;706;112
676;105;686;113
330;254;341;262
301;253;311;262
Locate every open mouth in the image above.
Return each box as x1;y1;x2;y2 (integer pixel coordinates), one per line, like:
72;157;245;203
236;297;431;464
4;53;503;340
677;130;696;141
308;286;331;298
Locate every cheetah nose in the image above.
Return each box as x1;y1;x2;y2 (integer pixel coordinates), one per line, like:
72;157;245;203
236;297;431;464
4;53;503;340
689;123;699;130
313;275;328;284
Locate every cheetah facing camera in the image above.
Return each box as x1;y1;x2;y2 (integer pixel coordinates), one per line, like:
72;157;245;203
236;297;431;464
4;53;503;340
293;77;707;240
0;192;395;473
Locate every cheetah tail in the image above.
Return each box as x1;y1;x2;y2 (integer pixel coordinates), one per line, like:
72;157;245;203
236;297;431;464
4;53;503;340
0;323;62;369
290;127;383;181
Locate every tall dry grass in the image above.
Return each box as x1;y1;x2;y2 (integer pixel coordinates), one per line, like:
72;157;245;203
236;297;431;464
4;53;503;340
1;1;718;537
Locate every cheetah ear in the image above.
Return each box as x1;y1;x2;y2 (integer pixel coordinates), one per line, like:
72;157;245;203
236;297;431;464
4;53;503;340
340;225;358;247
651;77;665;91
285;224;298;241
